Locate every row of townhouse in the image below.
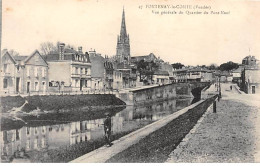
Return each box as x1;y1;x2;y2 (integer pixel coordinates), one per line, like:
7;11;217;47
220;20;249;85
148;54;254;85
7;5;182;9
172;68;214;83
1;50;48;95
0;43;136;95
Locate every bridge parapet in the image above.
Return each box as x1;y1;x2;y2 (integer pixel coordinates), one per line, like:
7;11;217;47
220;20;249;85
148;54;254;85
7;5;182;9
117;82;211;106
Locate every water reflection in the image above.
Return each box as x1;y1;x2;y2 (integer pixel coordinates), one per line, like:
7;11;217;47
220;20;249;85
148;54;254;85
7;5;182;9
1;98;193;162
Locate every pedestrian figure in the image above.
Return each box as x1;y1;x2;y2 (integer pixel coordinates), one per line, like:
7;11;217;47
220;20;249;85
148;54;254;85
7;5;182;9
230;85;232;90
104;112;112;146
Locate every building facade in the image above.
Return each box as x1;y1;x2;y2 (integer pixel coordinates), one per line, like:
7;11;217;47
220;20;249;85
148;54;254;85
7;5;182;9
1;50;48;95
241;66;260;94
46;43;91;93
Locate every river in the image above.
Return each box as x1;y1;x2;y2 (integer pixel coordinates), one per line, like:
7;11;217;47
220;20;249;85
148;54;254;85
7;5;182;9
0;98;196;162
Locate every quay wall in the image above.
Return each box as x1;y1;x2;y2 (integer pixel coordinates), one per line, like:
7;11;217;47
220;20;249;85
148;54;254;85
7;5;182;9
118;82;210;106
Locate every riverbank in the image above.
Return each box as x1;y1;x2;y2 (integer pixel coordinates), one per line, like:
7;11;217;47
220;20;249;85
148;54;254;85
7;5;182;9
0;94;126;113
166;83;260;162
106;96;216;163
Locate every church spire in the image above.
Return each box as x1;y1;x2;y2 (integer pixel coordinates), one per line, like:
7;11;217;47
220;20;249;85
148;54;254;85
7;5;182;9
120;7;127;42
116;7;131;64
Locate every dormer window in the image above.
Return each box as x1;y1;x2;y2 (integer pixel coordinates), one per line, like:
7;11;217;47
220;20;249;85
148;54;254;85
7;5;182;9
17;65;20;72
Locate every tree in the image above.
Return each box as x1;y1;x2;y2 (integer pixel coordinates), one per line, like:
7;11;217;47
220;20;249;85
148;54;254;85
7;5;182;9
208;63;219;70
136;60;159;83
39;41;77;60
171;63;184;69
219;61;239;71
40;42;57;56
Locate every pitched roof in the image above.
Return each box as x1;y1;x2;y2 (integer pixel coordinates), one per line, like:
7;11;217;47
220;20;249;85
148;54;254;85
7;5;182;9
24;50;48;65
154;70;169;76
2;51;16;64
13;56;28;61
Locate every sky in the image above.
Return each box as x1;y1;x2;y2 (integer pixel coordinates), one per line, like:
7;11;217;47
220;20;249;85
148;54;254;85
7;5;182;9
2;0;260;66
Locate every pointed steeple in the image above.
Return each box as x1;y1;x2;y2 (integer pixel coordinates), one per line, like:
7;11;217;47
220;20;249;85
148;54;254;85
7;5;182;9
116;7;131;64
120;7;127;42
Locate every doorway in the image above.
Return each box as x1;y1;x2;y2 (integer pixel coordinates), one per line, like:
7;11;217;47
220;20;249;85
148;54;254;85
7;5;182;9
27;82;30;93
16;78;20;93
42;82;46;93
80;79;84;91
252;86;256;94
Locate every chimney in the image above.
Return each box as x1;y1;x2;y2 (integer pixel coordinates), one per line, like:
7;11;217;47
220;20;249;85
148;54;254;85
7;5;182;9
78;46;82;53
58;43;65;60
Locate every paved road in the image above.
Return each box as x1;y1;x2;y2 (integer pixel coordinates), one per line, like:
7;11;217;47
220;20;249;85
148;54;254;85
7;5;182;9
167;83;260;162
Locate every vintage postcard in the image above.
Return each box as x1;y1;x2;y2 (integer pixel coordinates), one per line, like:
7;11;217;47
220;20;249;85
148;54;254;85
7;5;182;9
0;0;260;164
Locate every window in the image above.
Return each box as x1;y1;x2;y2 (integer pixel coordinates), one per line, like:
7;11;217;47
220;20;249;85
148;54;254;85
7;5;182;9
3;64;8;73
75;67;78;74
85;68;88;75
81;68;84;74
42;126;46;134
35;127;38;134
85;80;88;87
75;79;78;87
3;79;8;88
26;127;30;135
34;139;37;149
42;138;45;147
26;139;30;150
16;66;20;73
35;82;39;91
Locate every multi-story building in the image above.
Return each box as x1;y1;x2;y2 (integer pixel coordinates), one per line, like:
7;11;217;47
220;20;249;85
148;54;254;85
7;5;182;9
46;43;91;92
104;59;114;90
1;50;48;95
153;70;170;84
242;56;258;66
173;68;214;83
89;50;105;91
241;65;260;94
113;69;123;90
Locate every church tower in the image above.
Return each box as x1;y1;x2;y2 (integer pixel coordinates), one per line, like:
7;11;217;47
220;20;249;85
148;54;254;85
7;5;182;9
116;8;130;64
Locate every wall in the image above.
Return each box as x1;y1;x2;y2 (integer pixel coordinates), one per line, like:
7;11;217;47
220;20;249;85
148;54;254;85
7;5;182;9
48;61;71;86
118;82;210;106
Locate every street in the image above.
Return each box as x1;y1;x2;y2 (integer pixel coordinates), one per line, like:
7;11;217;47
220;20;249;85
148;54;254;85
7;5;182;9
167;83;260;162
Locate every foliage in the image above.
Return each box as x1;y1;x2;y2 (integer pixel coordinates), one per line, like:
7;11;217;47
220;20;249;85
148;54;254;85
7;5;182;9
39;41;76;58
208;63;219;70
219;61;239;71
171;63;184;69
40;42;57;56
136;60;159;83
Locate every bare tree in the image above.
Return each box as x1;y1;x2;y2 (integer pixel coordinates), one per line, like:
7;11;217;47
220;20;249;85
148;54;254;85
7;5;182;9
40;42;57;55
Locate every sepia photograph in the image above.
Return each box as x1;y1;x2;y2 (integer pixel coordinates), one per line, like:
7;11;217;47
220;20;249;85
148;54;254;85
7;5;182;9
0;0;260;164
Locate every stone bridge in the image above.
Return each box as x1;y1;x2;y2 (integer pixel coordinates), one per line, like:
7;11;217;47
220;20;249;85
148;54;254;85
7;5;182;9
117;82;211;106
